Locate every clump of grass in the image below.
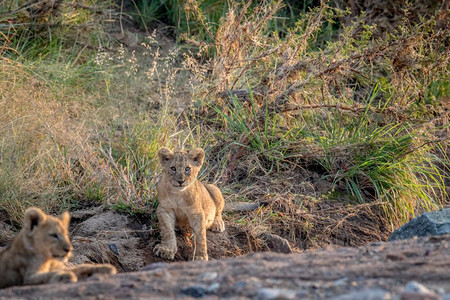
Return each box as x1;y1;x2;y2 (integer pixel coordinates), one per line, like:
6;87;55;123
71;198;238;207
183;0;449;225
0;13;197;223
0;0;115;60
0;58;99;223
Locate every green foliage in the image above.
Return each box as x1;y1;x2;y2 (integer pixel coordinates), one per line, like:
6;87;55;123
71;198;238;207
212;93;291;175
0;0;448;230
0;0;113;60
312;86;443;222
185;0;448;224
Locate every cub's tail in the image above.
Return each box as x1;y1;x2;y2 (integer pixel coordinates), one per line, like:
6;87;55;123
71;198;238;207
223;201;269;212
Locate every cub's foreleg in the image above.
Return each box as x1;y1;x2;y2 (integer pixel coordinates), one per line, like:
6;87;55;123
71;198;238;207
188;212;208;261
70;264;116;279
153;208;177;260
25;270;77;285
205;184;225;232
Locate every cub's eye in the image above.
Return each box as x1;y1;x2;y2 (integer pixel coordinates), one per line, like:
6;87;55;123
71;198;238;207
50;233;59;240
170;166;176;173
185;167;191;174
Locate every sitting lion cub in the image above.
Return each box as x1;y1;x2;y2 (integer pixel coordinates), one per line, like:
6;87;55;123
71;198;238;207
154;147;225;261
0;207;116;288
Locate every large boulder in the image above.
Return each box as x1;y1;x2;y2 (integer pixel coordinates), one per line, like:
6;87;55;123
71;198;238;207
389;208;450;241
1;234;449;299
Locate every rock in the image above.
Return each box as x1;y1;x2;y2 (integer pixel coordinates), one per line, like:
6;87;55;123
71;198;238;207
261;233;293;254
404;281;438;294
70;211;146;271
257;288;297;300
400;293;442;300
331;288;391;300
72;211;128;237
401;281;442;300
108;243;119;255
200;272;218;281
180;286;209;298
69;207;104;222
1;235;449;299
141;262;170;271
333;277;348;287
207;282;220;294
389;208;450;241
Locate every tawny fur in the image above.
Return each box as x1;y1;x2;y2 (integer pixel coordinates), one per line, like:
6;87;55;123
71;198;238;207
154;147;225;261
0;207;116;288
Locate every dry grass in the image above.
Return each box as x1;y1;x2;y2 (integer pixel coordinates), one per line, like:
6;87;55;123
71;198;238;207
182;0;449;226
0;0;448;252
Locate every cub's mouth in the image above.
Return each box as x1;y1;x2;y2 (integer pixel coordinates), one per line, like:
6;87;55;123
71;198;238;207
171;180;187;188
172;184;188;191
52;250;71;259
172;180;193;190
52;253;69;259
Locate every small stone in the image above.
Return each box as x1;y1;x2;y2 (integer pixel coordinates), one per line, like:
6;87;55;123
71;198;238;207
400;293;442;300
261;233;293;254
333;277;348;286
107;243;119;255
404;281;437;294
257;288;297;300
140;262;169;271
200;271;218;281
152;268;172;279
331;288;391;300
233;281;247;290
181;286;208;298
401;281;442;300
207;282;220;293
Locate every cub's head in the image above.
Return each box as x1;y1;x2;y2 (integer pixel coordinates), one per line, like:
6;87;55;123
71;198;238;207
22;207;73;261
158;147;205;190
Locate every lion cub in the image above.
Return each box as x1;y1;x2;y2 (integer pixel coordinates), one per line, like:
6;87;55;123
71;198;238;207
154;147;225;261
0;207;116;288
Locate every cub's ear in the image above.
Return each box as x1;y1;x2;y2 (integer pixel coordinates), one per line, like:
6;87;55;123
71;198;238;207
189;148;205;167
158;147;174;166
24;207;47;237
59;211;70;228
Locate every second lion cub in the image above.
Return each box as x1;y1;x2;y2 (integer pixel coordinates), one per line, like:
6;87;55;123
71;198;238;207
153;147;225;261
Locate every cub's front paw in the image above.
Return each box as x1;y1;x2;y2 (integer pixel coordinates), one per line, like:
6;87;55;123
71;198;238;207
210;218;225;233
94;264;117;275
193;253;209;261
50;271;77;283
153;244;176;260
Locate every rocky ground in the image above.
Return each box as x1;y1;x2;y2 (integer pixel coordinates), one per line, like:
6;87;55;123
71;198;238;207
0;234;449;299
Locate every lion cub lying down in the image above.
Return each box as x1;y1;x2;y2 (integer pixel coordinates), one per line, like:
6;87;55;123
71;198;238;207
0;207;116;288
154;147;225;261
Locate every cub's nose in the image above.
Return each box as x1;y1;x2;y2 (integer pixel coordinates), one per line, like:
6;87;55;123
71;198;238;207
177;180;184;186
63;245;73;253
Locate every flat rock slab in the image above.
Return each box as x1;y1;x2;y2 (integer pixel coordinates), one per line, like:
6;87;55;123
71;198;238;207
390;208;450;241
0;235;449;299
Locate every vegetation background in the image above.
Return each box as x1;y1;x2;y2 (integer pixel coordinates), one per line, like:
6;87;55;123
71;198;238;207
0;0;448;251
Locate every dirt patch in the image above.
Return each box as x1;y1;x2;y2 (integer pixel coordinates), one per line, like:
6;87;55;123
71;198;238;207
0;211;15;249
57;190;390;272
0;173;392;271
68;208;148;272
